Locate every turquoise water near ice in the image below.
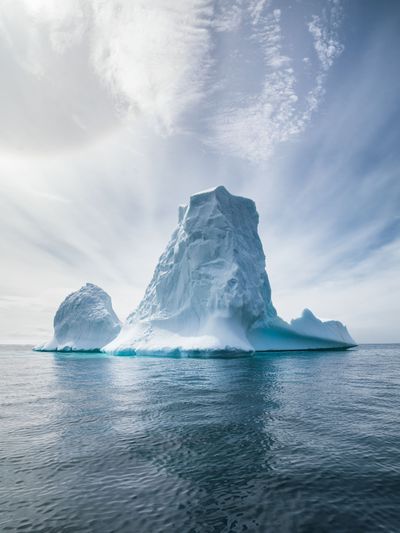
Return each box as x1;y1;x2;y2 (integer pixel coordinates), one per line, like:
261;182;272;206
1;344;400;532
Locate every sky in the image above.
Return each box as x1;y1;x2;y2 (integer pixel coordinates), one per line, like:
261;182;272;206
0;0;399;344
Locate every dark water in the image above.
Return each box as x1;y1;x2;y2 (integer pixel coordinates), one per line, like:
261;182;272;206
1;345;400;533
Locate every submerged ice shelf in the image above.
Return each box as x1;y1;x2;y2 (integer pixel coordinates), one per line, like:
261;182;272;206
35;186;355;354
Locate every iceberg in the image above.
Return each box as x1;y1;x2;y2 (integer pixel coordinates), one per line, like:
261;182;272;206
34;283;121;352
105;186;356;355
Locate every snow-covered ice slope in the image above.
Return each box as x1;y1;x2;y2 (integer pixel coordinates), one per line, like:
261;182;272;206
34;283;121;351
106;186;355;354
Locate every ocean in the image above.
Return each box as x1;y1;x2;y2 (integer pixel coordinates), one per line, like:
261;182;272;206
1;344;399;532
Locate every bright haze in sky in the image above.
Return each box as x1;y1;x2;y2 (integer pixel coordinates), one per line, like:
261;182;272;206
0;0;399;344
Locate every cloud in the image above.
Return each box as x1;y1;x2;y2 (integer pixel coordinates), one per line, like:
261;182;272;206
308;0;343;71
0;0;344;157
207;0;344;161
0;0;214;151
91;0;214;134
209;8;299;160
20;0;87;53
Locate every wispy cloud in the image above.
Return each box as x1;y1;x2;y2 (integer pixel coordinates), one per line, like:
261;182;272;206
308;0;343;72
0;0;343;157
208;0;344;160
210;8;298;160
91;0;214;134
0;0;214;151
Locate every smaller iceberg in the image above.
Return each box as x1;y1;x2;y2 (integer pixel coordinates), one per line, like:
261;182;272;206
291;308;355;345
34;283;121;352
248;309;356;351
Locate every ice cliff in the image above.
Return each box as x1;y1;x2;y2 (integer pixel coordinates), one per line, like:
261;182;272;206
105;186;355;354
34;283;121;351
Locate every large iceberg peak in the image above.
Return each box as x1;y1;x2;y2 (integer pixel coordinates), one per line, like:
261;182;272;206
35;283;121;351
106;186;281;354
125;186;276;343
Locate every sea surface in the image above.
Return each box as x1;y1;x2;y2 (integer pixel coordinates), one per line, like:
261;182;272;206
1;344;400;533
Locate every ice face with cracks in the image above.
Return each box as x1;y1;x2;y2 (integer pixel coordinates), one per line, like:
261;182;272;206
106;186;356;354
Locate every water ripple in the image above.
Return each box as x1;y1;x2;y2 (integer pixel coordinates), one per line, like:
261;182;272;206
1;345;400;532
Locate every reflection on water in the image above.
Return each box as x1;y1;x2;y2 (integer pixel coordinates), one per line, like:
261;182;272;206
1;345;400;532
